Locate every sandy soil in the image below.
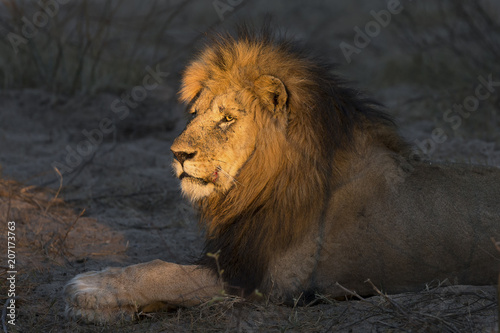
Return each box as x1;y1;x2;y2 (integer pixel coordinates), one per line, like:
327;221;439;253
0;85;498;332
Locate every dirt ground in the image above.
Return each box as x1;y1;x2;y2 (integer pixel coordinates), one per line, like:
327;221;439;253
1;89;498;333
1;1;500;332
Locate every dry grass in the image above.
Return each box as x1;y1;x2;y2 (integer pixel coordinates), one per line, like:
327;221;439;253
0;178;128;333
0;178;127;262
0;177;497;332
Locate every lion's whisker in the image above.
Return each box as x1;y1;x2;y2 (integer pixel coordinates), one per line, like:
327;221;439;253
217;166;243;187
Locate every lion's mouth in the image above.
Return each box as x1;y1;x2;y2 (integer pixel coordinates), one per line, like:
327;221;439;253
179;172;209;185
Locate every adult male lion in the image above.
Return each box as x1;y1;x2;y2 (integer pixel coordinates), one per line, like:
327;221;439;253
64;28;500;324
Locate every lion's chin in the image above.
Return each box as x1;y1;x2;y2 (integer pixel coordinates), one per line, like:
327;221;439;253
180;177;215;201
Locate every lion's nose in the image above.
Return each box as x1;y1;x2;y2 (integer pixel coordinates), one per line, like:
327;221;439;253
171;150;197;166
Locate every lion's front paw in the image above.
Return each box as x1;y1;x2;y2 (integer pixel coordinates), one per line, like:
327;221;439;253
64;267;138;324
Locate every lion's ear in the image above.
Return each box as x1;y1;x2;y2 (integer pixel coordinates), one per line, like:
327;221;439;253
254;75;287;113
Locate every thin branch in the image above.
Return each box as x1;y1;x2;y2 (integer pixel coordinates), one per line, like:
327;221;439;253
59;208;85;250
44;167;63;214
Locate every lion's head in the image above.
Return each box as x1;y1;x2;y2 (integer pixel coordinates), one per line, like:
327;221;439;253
171;27;406;293
172;29;356;204
171;79;284;201
171;36;291;202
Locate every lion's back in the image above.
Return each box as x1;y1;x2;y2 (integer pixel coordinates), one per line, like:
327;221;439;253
313;160;500;296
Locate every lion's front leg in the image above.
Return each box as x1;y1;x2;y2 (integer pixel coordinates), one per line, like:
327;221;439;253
64;259;221;324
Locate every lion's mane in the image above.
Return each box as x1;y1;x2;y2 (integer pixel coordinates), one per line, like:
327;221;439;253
179;26;408;296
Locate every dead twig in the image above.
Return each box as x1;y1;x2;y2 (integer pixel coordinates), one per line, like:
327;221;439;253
334;282;366;301
44;167;63;214
59;209;85;250
365;278;407;315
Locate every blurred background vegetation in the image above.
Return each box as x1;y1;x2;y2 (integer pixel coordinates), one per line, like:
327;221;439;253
0;0;211;94
0;1;497;88
0;0;499;141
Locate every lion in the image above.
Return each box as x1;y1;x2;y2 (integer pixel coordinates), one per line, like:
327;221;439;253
64;27;500;324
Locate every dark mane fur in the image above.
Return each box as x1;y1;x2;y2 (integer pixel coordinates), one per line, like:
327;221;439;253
179;27;408;296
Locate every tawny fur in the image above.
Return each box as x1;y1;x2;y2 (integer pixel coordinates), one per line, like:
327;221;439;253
64;28;500;324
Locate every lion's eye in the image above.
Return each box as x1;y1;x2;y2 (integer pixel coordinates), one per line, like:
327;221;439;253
219;114;235;129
